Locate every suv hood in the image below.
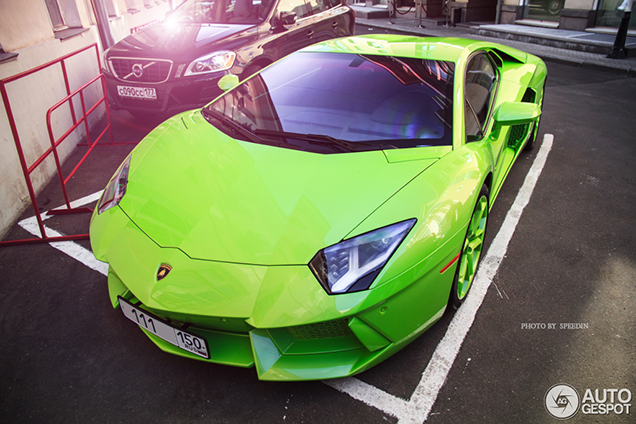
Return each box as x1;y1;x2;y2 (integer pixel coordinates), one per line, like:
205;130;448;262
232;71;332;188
120;112;438;265
109;23;252;59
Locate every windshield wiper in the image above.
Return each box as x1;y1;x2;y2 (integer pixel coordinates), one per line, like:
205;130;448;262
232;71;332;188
201;108;264;145
201;112;399;153
254;129;398;153
255;129;353;152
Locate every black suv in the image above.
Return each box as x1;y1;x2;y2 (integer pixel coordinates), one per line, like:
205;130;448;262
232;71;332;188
102;0;355;118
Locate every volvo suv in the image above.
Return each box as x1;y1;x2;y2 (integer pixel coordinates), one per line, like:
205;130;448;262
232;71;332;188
102;0;355;118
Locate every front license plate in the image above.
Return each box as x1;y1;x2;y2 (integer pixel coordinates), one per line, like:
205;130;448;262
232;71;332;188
117;85;157;100
118;296;209;359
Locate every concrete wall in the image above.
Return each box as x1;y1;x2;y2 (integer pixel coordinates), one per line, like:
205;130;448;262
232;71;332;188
0;1;57;52
452;0;498;22
499;0;523;23
564;0;595;9
560;0;596;29
0;0;171;241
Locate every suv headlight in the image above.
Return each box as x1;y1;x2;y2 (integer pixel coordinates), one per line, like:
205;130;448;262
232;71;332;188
309;219;416;294
184;51;236;76
101;49;111;74
98;156;131;214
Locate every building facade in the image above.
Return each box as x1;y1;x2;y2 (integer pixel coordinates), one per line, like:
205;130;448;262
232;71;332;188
394;0;635;30
0;0;172;240
490;0;634;31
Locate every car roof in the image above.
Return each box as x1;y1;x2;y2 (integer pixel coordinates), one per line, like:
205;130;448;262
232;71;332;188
300;35;524;64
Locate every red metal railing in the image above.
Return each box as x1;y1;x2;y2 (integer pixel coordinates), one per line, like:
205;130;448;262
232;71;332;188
0;43;116;247
45;73;114;215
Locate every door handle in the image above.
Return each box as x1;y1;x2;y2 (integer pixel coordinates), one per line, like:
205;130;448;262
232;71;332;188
332;21;338;29
307;30;314;37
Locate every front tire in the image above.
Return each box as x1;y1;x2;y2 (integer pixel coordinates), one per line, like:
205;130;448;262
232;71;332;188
450;184;489;308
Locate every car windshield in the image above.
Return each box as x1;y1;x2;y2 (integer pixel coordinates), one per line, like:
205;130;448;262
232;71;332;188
168;0;272;24
203;52;455;153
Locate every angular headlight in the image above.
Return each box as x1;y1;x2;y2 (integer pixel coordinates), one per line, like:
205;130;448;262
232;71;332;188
309;219;416;294
184;51;236;76
98;156;131;214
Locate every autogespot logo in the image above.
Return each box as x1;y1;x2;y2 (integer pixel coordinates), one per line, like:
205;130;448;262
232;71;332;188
545;384;580;420
545;384;633;419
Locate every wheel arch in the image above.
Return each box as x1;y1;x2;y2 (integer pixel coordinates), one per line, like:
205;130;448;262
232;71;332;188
240;57;274;79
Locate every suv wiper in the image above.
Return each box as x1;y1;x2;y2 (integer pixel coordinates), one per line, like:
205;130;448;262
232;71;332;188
254;129;397;153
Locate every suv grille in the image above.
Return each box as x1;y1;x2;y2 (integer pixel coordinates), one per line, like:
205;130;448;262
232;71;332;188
110;58;172;83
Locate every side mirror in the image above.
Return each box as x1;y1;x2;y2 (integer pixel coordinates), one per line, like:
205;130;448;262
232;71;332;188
217;74;240;91
494;102;541;126
279;11;297;26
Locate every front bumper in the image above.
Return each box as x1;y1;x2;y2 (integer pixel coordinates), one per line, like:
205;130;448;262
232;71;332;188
104;71;228;117
110;266;410;380
91;206;455;381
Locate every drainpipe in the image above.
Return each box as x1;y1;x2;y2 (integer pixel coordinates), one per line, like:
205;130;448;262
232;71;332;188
91;0;115;50
608;0;633;58
496;0;503;24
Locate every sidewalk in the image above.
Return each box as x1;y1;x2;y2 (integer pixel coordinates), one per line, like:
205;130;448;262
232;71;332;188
353;7;636;76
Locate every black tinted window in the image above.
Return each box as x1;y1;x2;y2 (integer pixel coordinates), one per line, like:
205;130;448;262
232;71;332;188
464;54;497;139
277;0;313;18
169;0;272;24
205;52;454;153
307;0;337;14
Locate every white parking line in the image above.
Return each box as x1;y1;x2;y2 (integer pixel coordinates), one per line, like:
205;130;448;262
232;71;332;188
324;134;554;423
17;134;554;423
18;191;108;276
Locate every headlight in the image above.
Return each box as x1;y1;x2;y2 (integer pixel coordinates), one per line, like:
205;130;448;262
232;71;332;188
183;51;236;76
309;219;416;294
98;156;131;214
101;49;111;74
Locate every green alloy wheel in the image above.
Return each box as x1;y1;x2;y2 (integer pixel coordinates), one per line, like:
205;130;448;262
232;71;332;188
452;185;489;308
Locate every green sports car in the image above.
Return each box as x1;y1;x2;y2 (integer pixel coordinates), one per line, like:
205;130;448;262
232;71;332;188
90;35;546;381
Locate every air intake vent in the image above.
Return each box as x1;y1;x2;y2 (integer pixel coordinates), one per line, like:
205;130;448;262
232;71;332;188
507;88;537;148
522;88;536;103
507;123;529;148
287;319;352;340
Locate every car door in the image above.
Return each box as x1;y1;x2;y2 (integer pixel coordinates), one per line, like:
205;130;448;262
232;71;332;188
257;0;352;63
463;52;506;176
268;0;318;58
304;0;353;41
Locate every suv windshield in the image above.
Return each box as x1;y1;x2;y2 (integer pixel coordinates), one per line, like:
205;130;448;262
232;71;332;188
168;0;272;24
204;52;455;154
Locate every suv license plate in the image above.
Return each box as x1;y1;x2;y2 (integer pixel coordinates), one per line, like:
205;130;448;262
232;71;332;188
118;296;209;359
117;85;157;100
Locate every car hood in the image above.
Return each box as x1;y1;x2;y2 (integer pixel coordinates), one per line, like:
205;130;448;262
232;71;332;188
109;23;251;58
120;112;439;265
